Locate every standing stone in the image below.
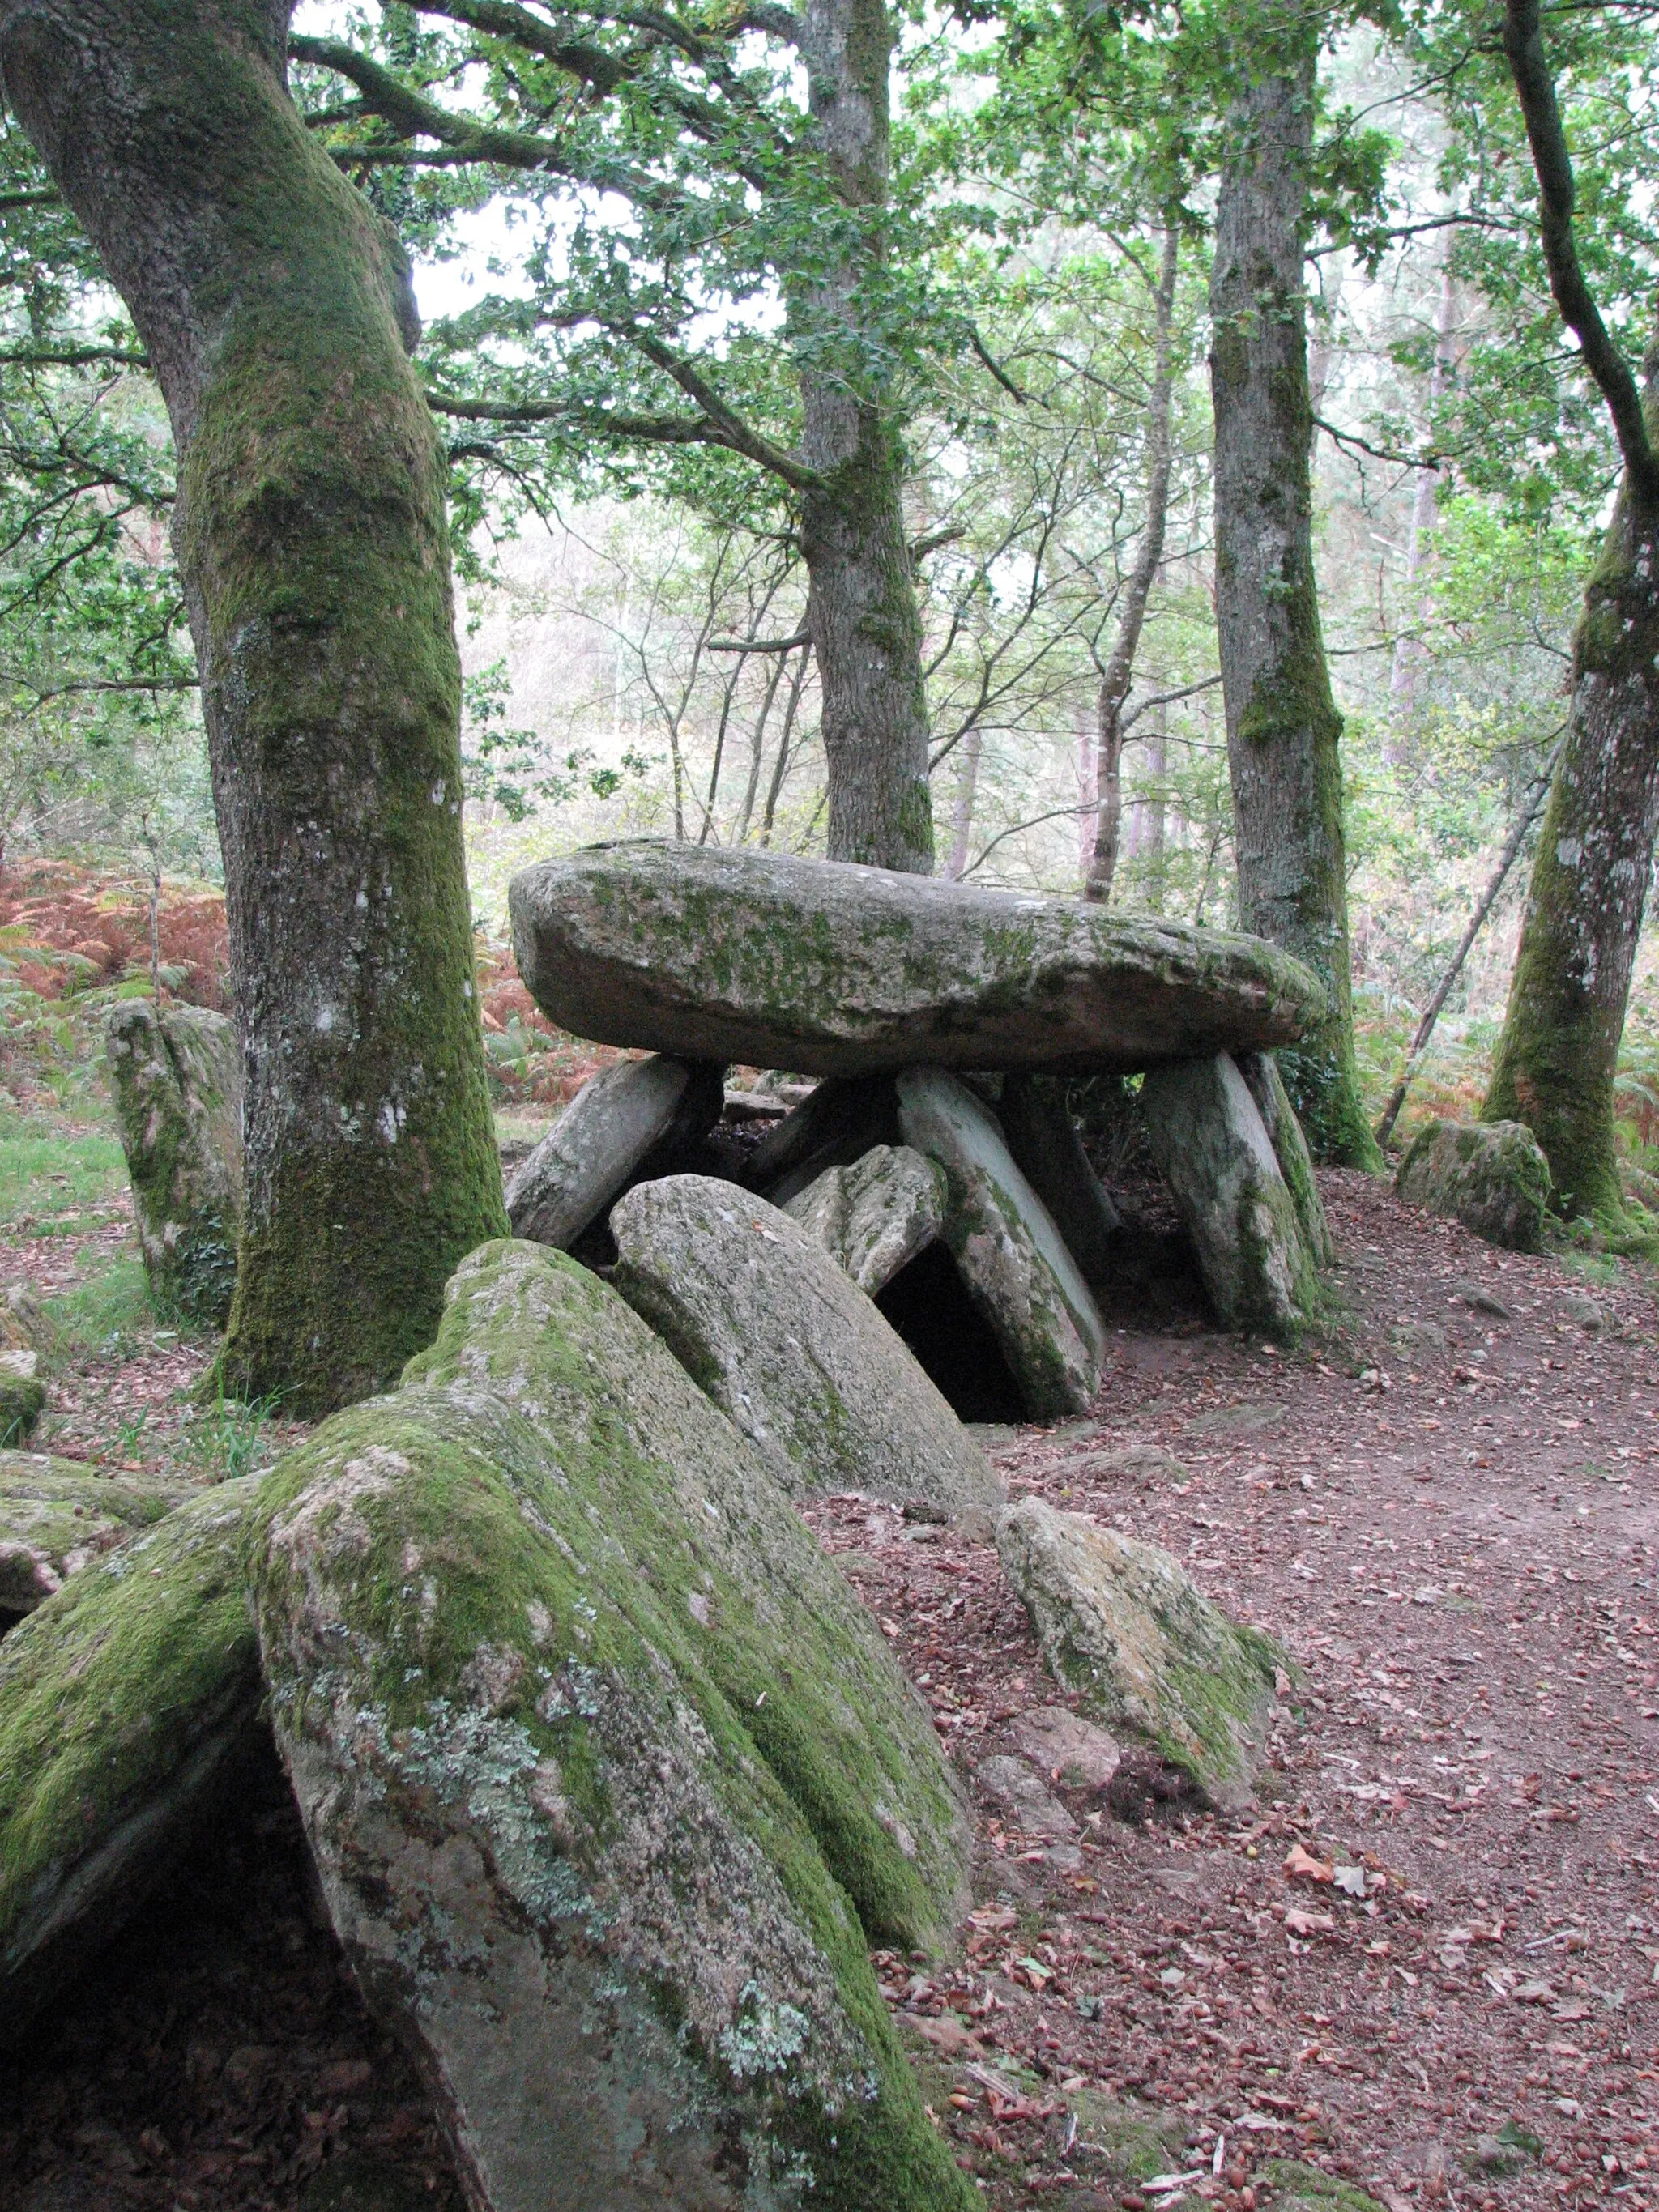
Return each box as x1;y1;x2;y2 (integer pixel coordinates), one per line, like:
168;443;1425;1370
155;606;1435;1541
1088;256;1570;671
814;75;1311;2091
896;1070;1105;1420
251;1239;974;2212
997;1074;1123;1287
1238;1051;1334;1267
0;1478;265;2039
744;1074;901;1207
510;840;1327;1076
783;1144;946;1294
1140;1053;1320;1338
611;1177;1001;1518
996;1496;1283;1809
1395;1118;1550;1253
105;1002;243;1327
504;1054;723;1248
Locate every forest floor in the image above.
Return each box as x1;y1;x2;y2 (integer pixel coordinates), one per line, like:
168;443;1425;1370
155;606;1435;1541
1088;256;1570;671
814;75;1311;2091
0;1137;1656;2212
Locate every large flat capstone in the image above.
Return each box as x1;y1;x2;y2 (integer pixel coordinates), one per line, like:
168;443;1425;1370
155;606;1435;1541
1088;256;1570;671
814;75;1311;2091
251;1240;974;2212
510;841;1326;1077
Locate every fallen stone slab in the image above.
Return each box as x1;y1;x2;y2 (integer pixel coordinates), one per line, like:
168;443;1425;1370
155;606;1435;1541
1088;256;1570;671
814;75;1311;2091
0;1478;264;2042
1395;1117;1550;1253
743;1073;902;1207
0;1454;195;1619
896;1070;1105;1419
1085;1443;1192;1485
504;1053;723;1248
974;1754;1077;1839
996;1495;1283;1809
105;1002;243;1327
1009;1706;1120;1789
510;840;1327;1077
252;1238;973;2212
611;1175;1000;1519
1140;1053;1320;1338
1238;1051;1334;1268
996;1074;1123;1287
783;1144;946;1294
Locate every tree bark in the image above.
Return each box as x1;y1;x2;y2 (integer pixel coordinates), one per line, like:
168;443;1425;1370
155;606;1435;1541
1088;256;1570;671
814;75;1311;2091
1482;468;1659;1216
1085;220;1179;906
795;0;933;872
0;0;507;1411
1209;34;1380;1168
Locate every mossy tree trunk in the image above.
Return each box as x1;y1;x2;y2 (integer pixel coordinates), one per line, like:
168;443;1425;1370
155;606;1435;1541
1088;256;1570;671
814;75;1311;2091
1481;0;1659;1224
1482;442;1659;1217
1209;36;1380;1169
0;0;508;1412
795;0;934;874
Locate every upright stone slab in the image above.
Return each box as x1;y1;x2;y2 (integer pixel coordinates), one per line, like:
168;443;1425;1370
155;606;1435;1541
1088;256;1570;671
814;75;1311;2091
251;1240;974;2212
744;1074;902;1206
611;1176;1000;1517
1140;1053;1320;1338
0;1453;194;1620
1238;1051;1334;1268
896;1070;1105;1420
997;1073;1123;1286
783;1144;947;1294
996;1496;1283;1809
0;1479;264;2040
510;840;1326;1076
504;1054;723;1247
1395;1118;1550;1253
105;1001;243;1326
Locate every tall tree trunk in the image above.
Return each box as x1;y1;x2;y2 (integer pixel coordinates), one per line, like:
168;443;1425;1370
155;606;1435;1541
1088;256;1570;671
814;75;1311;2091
1482;458;1659;1216
0;0;507;1412
1209;35;1380;1168
943;724;983;880
1386;263;1457;746
1482;0;1659;1224
795;0;933;872
1086;221;1179;905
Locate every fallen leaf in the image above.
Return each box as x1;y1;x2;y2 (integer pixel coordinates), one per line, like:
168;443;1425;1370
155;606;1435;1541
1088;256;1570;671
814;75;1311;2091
914;2014;982;2057
1286;1907;1336;1937
1332;1865;1367;1898
1284;1843;1335;1884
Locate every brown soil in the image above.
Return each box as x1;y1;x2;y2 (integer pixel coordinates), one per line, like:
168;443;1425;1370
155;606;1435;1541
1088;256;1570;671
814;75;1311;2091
3;1169;1657;2210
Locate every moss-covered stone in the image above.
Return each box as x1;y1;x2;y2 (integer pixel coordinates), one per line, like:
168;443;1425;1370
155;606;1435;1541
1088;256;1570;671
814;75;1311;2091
510;839;1328;1078
0;1452;196;1617
1395;1118;1550;1253
1239;1051;1334;1267
105;1001;243;1328
249;1240;974;2212
897;1069;1105;1417
996;1495;1285;1809
0;1478;264;2040
1069;2091;1188;2184
611;1174;999;1516
0;1353;45;1448
783;1143;947;1294
1141;1053;1323;1340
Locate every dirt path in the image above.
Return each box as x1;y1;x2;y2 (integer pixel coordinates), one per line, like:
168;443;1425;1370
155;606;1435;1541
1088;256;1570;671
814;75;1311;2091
805;1171;1659;2212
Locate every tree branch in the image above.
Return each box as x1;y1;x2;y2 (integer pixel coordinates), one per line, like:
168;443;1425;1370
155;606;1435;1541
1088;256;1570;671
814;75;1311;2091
0;346;151;371
1502;0;1659;504
289;34;672;207
708;628;812;652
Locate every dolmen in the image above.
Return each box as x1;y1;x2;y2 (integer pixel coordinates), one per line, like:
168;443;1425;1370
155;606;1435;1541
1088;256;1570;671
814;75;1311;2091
506;842;1337;1417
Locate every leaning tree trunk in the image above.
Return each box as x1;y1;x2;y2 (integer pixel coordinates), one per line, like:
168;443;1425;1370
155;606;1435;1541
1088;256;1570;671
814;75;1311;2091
795;0;934;873
0;1;508;1413
1209;37;1380;1168
1483;458;1659;1219
1085;220;1179;905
